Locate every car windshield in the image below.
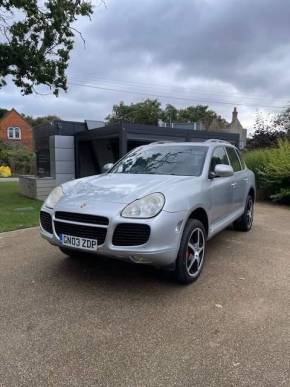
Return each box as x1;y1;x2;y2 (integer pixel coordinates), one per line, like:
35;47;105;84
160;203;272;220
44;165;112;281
110;145;208;176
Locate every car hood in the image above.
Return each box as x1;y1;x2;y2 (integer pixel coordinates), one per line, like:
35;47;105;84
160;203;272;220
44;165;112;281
62;173;197;205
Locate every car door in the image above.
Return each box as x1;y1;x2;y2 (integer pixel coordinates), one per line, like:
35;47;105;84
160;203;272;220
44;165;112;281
225;146;248;212
208;146;235;225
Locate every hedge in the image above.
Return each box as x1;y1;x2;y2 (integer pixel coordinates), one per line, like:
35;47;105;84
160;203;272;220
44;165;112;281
244;140;290;204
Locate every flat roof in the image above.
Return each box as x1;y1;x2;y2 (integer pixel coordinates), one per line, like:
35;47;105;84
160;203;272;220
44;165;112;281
75;122;239;145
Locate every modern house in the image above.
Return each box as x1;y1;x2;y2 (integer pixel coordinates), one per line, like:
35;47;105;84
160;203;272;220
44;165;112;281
19;110;243;200
0;109;33;150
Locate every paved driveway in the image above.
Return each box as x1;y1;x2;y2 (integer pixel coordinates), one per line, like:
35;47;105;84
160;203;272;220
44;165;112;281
0;203;289;386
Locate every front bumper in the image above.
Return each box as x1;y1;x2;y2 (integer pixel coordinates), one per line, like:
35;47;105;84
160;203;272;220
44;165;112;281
40;203;187;267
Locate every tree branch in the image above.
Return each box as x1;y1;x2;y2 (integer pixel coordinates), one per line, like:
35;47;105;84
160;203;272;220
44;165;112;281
69;26;86;47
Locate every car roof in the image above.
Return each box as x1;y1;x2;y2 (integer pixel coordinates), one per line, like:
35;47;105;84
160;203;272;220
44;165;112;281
145;140;236;149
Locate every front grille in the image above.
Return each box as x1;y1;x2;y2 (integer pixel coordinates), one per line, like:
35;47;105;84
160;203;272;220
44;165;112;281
40;211;53;234
55;211;109;226
54;221;107;245
112;223;151;246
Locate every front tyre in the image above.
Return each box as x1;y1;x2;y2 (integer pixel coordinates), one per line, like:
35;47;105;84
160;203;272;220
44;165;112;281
233;195;254;232
175;219;206;284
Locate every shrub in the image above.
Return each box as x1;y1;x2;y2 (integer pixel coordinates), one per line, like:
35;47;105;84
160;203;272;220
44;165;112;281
244;148;271;187
0;140;35;175
244;140;290;204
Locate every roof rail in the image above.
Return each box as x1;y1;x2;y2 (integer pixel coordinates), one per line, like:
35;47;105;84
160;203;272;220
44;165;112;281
151;141;173;144
205;139;231;144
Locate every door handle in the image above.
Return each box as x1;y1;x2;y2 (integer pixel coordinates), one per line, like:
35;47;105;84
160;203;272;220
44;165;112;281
243;178;249;182
231;182;237;188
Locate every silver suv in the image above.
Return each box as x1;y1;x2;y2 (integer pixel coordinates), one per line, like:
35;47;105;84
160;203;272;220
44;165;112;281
40;140;255;284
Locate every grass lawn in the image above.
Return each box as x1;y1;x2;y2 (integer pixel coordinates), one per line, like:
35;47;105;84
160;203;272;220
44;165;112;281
0;182;42;232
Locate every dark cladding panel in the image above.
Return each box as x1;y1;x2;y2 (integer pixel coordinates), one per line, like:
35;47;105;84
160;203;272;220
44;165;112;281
55;120;87;135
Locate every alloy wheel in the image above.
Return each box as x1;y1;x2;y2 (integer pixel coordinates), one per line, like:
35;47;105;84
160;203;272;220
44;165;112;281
246;198;254;228
186;228;205;278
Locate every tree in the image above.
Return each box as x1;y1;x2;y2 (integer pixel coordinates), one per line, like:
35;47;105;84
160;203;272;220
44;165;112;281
246;112;287;149
273;107;290;133
177;105;217;126
247;128;287;150
0;108;8;118
106;99;224;127
159;104;218;126
106;99;162;126
160;104;178;124
22;114;60;127
0;0;93;95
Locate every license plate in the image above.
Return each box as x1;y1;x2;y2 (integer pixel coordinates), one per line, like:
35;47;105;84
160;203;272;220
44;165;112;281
60;234;97;251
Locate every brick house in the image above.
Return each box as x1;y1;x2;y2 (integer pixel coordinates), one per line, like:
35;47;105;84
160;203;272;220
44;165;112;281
0;109;33;151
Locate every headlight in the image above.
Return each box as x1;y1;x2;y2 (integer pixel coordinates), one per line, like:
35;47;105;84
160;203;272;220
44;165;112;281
44;186;64;208
121;193;165;218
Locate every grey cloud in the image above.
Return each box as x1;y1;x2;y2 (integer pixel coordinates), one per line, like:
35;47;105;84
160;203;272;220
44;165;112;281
84;0;290;95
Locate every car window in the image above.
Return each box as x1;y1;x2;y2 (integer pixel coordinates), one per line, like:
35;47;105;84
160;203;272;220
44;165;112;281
236;149;246;169
226;147;242;172
209;146;229;173
110;145;208;176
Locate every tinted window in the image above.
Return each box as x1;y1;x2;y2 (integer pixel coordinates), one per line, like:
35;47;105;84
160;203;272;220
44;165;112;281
111;145;208;176
210;147;229;173
226;147;242;172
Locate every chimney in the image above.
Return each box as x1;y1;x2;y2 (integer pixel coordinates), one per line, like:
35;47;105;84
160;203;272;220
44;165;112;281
232;107;238;122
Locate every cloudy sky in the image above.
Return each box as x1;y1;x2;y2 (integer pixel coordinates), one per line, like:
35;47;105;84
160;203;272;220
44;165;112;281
1;0;290;129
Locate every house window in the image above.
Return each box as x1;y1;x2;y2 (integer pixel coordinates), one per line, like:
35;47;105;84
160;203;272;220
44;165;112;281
7;127;21;140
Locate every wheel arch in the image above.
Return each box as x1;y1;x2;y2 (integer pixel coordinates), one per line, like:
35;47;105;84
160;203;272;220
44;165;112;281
187;207;209;237
248;186;256;201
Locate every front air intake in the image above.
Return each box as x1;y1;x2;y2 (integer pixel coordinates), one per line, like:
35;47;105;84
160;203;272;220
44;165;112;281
112;224;151;246
40;211;53;234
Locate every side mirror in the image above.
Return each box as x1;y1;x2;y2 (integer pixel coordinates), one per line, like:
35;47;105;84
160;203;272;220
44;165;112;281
213;164;234;178
102;163;114;174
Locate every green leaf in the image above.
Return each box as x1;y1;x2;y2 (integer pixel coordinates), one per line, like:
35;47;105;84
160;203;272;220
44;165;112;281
0;0;93;95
